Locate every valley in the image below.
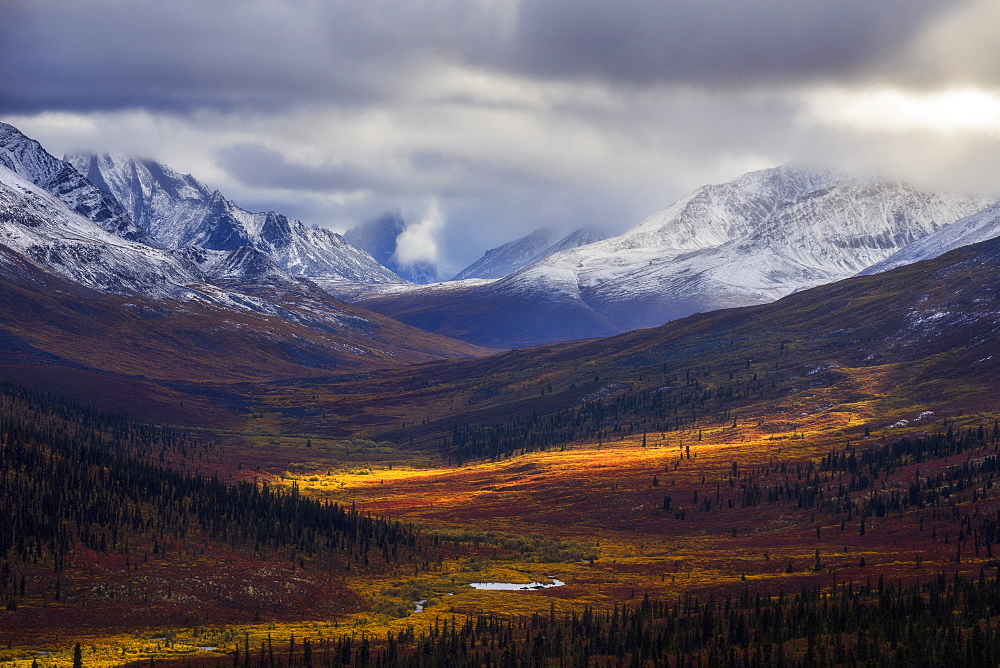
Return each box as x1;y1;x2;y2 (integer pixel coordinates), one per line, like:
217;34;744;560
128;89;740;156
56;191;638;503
2;121;1000;666
4;235;1000;665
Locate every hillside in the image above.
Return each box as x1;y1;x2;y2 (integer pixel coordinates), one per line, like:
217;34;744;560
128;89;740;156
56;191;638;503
4;180;1000;668
0;246;483;421
271;231;1000;450
0;383;427;643
94;229;1000;668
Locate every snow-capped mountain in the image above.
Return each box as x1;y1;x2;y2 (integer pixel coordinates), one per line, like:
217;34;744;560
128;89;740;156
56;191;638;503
451;227;609;281
67;153;404;285
526;166;992;330
0;123;148;242
342;213;441;283
0;160;372;326
356;164;992;348
0;164;206;298
0;123;487;387
0;159;483;374
859;199;1000;276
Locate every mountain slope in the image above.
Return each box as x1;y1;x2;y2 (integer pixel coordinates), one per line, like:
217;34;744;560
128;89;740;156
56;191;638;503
0;165;485;399
0;165;205;298
0;227;484;384
279;231;1000;448
860;199;1000;275
451;227;608;281
356;165;990;347
0;123;148;242
67;153;404;285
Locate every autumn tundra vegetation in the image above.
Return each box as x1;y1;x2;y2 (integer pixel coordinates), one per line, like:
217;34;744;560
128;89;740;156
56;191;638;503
5;239;1000;666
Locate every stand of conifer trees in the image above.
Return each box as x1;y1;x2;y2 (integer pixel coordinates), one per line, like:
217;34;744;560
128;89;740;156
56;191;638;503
0;382;420;609
170;570;1000;667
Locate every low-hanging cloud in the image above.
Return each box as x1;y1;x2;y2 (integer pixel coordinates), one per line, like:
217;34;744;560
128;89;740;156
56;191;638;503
393;201;444;268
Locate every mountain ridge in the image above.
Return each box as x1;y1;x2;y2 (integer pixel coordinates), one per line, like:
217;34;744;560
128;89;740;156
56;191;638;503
451;226;609;281
0;122;150;242
67;152;405;287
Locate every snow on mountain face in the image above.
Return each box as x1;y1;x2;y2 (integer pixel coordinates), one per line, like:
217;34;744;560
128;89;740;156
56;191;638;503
451;227;610;281
0;123;147;242
171;245;294;285
67;153;404;285
506;165;992;331
69;153;214;247
0;163;377;335
859;199;1000;276
0;165;205;298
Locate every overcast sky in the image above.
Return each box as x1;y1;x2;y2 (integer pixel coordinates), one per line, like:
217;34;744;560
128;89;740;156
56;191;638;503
3;0;1000;275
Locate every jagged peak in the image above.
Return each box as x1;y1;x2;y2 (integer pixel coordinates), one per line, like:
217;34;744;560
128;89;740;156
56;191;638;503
0;123;149;243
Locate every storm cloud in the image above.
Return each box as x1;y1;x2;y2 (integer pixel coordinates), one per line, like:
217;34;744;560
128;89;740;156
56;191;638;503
0;0;963;113
3;0;999;274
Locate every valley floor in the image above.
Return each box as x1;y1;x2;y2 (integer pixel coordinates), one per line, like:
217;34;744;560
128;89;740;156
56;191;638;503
5;404;1000;667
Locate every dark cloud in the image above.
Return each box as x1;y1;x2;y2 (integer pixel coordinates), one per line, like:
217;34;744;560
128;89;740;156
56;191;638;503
216;143;564;203
0;1;441;113
502;0;955;87
215;143;383;193
0;0;962;115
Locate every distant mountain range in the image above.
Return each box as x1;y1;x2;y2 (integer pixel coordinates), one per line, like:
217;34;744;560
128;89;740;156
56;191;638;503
66;152;404;287
3;118;1000;376
353;164;994;348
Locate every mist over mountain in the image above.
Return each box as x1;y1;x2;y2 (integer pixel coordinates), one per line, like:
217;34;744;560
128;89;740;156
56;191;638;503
343;213;443;284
